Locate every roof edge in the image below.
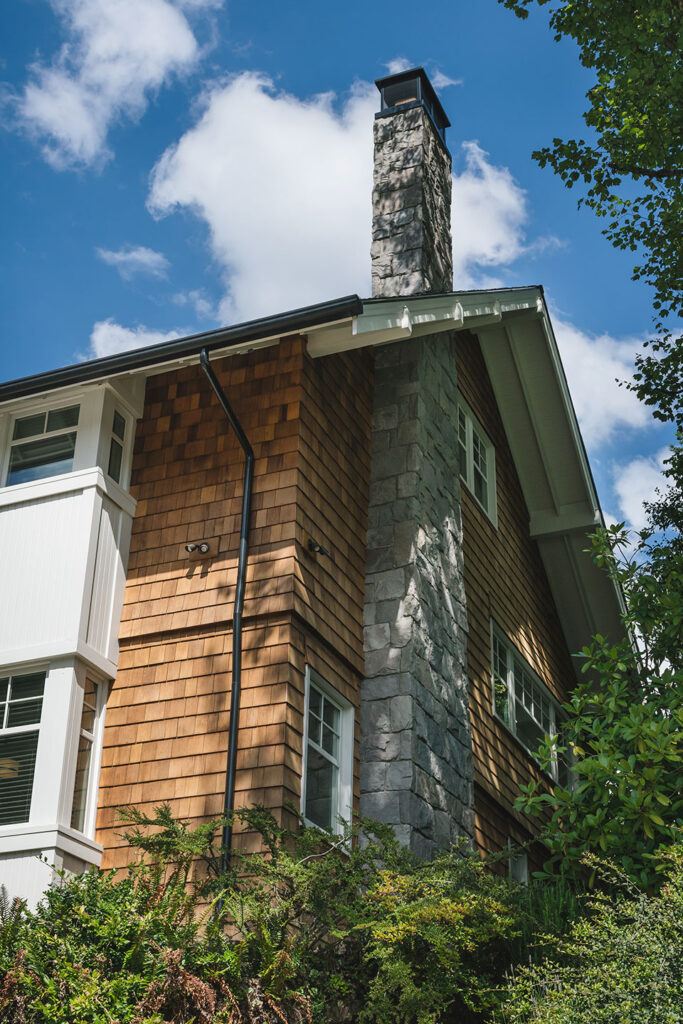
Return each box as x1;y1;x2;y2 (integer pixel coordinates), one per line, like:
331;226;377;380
0;294;363;404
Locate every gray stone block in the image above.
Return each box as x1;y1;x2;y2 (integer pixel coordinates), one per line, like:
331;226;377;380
361;790;401;824
390;694;413;732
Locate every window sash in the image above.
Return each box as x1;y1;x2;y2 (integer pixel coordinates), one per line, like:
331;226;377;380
491;626;561;781
0;671;46;826
70;677;100;834
457;396;495;523
302;675;351;835
6;404;80;486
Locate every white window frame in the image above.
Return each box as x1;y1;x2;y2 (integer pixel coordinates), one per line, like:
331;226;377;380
301;666;354;835
0;383;139;495
0;668;46;827
2;400;82;488
490;622;564;782
457;393;497;526
69;675;107;838
0;660;108;839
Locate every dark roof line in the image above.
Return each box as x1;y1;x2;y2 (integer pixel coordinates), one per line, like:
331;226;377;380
0;294;363;403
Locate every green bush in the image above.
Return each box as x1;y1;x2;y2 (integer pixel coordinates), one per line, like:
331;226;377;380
0;806;570;1024
500;843;683;1024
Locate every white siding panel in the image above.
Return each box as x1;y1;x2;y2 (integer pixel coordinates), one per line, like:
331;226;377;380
0;491;92;659
86;497;121;654
0;851;55;908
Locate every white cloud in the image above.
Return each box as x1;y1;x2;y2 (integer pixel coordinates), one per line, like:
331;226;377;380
612;449;668;531
148;73;558;324
17;0;219;169
173;288;218;320
451;141;529;288
385;58;412;75
431;70;463;90
149;73;376;323
552;318;651;448
96;244;169;279
90;318;181;357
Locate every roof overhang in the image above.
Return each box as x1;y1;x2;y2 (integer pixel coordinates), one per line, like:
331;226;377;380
308;286;626;673
0;285;624;670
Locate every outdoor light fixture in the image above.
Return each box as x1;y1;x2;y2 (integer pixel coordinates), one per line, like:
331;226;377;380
185;541;211;555
307;538;330;556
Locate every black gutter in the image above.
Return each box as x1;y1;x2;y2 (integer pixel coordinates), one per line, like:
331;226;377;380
0;294;363;403
199;348;254;874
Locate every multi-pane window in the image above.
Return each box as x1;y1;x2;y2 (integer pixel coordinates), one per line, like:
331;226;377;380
302;672;352;834
71;678;98;832
107;411;126;484
492;625;568;784
457;397;496;523
0;671;45;825
6;405;80;486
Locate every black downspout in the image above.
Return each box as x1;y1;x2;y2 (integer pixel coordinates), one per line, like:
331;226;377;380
200;348;254;874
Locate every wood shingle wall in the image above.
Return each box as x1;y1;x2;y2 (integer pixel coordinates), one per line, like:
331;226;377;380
96;338;372;866
455;331;576;858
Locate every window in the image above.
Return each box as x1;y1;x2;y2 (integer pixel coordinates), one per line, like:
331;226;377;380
301;669;353;834
0;671;45;825
491;624;568;784
457;396;496;523
6;405;80;486
107;410;126;484
508;841;528;885
71;678;99;832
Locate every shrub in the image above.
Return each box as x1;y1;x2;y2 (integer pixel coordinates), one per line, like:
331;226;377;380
0;806;582;1024
501;843;683;1024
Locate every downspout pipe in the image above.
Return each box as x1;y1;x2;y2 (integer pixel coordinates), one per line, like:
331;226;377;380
200;348;254;873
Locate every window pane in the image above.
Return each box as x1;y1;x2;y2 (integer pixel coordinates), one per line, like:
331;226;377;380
46;405;79;432
322;697;340;732
13;412;46;441
112;411;126;440
107;439;123;483
0;679;8;704
7;433;76;486
71;734;93;832
473;467;488;508
0;731;39;825
515;702;545;755
7;699;43;728
11;673;45;702
305;746;336;830
322;724;339;759
472;431;488;507
309;686;322;718
80;679;97;737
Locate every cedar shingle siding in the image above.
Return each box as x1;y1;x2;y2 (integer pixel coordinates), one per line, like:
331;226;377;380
96;339;372;866
456;332;575;857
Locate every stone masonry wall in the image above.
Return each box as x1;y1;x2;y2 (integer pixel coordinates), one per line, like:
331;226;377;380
371;105;453;298
359;334;474;858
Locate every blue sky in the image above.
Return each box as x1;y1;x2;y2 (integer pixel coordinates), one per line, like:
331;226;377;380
0;0;673;528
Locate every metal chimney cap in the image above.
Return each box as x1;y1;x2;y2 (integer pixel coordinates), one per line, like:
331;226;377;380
374;66;451;145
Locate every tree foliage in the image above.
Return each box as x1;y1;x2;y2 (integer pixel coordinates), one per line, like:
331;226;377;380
501;0;683;425
515;509;683;890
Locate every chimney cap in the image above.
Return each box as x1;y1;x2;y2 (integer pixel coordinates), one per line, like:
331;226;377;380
374;66;451;144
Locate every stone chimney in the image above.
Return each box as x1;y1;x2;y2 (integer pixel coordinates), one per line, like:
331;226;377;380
361;69;474;859
371;68;453;297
